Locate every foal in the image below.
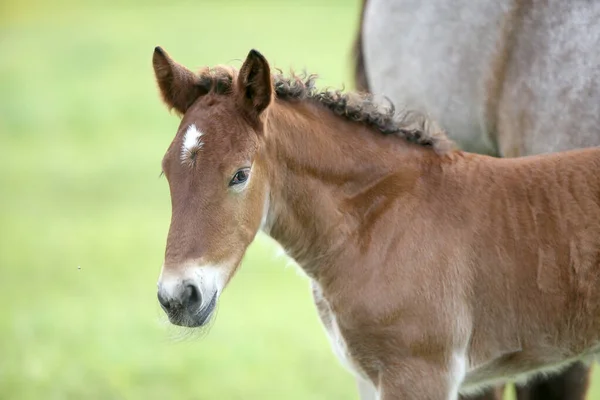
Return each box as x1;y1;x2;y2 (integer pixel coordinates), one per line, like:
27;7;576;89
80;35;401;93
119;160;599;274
153;47;600;399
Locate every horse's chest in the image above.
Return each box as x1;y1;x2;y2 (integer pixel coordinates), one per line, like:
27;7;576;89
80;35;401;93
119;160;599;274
310;281;365;378
325;310;357;374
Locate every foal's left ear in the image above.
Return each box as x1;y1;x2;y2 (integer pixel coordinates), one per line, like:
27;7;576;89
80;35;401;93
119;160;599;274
153;46;205;115
237;49;273;121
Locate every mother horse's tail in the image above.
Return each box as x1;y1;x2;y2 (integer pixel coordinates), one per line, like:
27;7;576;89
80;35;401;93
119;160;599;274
352;0;370;93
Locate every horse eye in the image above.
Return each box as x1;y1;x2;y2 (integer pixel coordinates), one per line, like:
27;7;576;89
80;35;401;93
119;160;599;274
229;168;250;186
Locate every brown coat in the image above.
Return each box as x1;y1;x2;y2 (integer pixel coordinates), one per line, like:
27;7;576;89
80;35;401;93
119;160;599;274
154;47;600;400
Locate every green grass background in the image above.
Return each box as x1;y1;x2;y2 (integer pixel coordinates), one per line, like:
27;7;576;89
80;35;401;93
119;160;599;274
0;0;597;399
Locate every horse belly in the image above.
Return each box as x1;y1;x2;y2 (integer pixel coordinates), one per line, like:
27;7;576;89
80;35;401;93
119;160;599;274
362;0;513;154
494;1;600;156
461;338;600;393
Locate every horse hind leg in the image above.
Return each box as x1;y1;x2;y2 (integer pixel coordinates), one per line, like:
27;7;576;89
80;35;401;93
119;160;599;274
514;362;591;400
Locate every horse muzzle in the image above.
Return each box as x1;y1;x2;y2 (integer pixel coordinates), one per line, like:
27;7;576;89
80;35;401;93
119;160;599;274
157;280;218;327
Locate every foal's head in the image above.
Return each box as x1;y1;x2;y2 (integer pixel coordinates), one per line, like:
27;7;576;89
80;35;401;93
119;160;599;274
154;47;272;327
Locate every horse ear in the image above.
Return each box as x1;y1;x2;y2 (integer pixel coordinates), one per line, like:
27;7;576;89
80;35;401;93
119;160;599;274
152;46;204;115
237;49;273;121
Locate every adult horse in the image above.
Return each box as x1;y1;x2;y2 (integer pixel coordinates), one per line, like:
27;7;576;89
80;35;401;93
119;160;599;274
354;0;600;399
153;47;600;400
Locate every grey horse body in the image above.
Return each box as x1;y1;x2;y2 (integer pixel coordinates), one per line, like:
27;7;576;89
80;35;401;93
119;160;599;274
362;0;600;157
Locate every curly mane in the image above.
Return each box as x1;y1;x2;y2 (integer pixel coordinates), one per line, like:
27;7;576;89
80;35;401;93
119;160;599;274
196;67;454;154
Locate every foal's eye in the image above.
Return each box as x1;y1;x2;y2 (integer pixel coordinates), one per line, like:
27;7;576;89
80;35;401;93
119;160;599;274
229;168;250;186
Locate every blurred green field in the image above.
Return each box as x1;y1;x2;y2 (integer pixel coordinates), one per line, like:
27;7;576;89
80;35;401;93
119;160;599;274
0;0;598;399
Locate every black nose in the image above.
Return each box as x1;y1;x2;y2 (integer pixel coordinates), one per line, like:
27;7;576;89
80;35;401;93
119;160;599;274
157;282;202;313
157;290;171;311
181;283;201;307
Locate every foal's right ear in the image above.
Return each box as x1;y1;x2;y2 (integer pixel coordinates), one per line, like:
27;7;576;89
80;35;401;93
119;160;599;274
237;49;273;122
152;46;205;115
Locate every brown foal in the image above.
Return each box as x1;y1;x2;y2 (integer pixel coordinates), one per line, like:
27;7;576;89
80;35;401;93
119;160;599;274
153;47;600;399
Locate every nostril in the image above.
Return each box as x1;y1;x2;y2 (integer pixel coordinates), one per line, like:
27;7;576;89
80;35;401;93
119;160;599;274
157;291;171;310
183;283;201;306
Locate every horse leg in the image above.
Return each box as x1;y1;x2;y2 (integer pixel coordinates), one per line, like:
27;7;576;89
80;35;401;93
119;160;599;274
357;377;378;400
377;356;463;400
514;362;591;400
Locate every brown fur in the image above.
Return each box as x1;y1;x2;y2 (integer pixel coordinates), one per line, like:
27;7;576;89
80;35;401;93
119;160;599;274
352;1;595;398
155;48;600;399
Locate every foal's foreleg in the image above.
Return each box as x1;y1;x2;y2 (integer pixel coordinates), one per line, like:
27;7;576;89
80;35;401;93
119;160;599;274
378;355;465;400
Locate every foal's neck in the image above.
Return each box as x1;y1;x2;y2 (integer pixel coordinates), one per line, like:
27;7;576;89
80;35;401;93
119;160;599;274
262;100;440;280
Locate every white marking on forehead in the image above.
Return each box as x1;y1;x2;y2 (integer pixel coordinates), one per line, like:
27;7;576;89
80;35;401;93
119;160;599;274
181;124;204;163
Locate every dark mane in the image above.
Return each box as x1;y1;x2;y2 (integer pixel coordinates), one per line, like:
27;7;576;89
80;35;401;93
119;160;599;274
198;67;454;154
